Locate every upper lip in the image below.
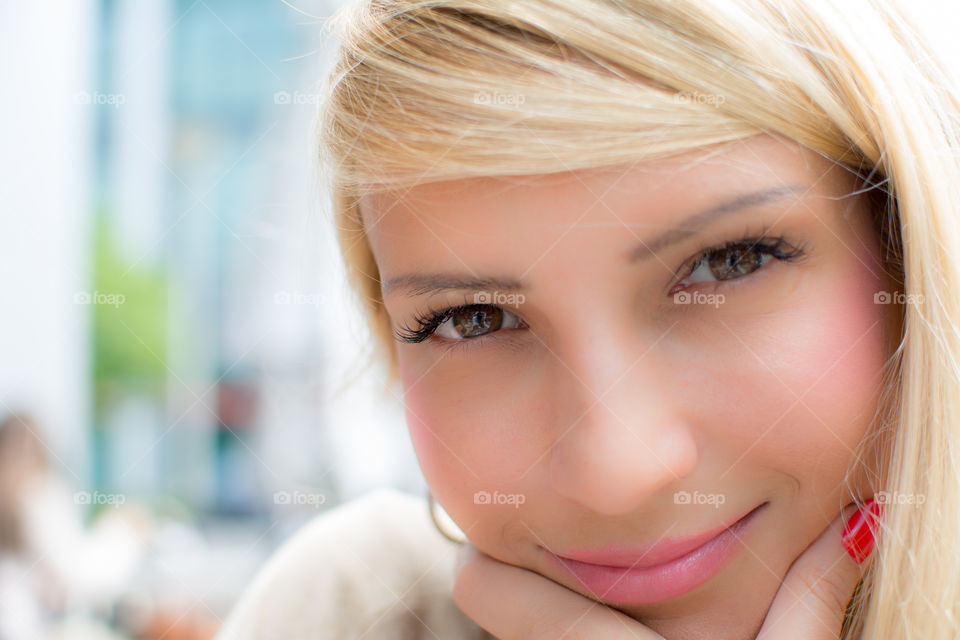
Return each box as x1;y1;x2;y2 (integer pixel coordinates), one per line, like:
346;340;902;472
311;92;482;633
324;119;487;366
548;502;767;569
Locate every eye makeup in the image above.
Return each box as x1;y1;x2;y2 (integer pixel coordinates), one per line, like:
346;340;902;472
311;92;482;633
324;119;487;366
393;228;809;348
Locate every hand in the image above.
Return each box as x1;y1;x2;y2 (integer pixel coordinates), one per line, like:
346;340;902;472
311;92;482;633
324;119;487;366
453;542;666;639
755;501;876;639
452;502;877;640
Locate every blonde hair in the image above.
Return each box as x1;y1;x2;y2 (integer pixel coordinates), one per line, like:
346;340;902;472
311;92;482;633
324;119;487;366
315;0;960;637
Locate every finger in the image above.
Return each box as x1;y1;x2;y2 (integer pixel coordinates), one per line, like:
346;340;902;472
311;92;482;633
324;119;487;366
453;542;665;640
756;502;874;640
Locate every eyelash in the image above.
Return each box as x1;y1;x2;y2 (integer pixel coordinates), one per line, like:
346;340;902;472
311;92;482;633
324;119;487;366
393;229;809;347
675;229;808;290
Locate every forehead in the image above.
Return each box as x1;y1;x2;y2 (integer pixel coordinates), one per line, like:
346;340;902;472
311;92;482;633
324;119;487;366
358;135;843;281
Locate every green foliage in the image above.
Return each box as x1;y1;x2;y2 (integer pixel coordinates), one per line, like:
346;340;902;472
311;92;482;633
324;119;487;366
91;212;168;410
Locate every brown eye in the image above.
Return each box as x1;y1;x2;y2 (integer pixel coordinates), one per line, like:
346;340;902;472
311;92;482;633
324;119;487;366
395;302;527;345
446;305;502;338
435;304;517;340
680;238;797;288
706;245;764;279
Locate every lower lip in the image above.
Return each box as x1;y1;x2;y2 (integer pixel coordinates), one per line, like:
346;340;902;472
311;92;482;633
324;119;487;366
544;503;767;604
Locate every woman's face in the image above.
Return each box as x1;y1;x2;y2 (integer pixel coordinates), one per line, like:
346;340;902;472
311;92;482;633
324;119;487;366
360;133;892;639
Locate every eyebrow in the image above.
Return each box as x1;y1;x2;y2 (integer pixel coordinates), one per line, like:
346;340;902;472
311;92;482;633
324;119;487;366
381;184;808;298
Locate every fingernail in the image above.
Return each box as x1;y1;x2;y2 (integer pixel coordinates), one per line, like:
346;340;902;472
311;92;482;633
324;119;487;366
841;498;883;563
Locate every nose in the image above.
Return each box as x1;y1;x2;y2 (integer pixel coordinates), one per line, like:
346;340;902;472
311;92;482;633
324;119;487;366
547;324;699;516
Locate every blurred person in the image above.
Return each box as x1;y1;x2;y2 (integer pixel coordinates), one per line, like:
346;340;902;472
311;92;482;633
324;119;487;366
0;413;58;639
0;412;151;639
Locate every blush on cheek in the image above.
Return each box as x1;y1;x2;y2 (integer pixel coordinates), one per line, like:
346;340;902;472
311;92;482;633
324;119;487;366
805;252;890;421
399;358;483;516
399;359;447;489
398;353;539;525
744;262;889;475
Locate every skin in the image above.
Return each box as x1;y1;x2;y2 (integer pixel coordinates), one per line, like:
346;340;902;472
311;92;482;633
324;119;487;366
452;503;869;639
360;133;894;639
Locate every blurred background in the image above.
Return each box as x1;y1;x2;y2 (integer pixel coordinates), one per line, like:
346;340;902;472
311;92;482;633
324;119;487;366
0;1;426;638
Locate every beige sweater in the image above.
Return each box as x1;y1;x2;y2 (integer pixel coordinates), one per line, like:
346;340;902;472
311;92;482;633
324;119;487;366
216;488;496;640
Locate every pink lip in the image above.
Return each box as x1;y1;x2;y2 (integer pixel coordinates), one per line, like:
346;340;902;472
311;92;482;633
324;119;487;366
543;502;767;604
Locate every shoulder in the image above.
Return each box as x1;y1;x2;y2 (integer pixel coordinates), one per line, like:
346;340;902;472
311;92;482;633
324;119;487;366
216;488;493;640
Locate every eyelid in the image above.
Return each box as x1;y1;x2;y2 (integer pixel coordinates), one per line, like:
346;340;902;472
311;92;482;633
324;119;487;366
666;227;805;292
397;227;808;346
394;301;526;345
428;303;508;338
430;326;502;355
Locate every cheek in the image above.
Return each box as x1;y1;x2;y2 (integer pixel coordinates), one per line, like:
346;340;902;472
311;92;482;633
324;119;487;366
703;257;889;488
398;350;542;523
398;353;446;487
